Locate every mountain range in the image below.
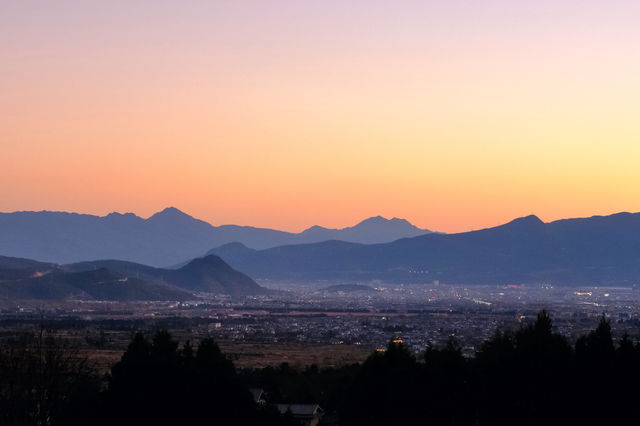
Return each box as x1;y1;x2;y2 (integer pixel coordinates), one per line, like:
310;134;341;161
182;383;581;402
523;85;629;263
0;208;432;266
209;212;640;286
0;254;266;301
3;208;640;288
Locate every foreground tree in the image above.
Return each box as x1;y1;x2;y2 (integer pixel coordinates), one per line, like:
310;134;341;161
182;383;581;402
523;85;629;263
342;340;424;426
103;331;282;426
6;311;640;426
0;331;101;426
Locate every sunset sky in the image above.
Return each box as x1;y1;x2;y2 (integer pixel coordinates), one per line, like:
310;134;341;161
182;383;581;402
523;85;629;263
2;1;639;233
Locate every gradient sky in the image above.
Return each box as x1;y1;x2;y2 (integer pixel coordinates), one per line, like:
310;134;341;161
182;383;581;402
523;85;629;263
2;1;639;233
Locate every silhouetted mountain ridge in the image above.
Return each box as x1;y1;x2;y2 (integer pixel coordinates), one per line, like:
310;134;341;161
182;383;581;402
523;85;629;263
298;215;427;244
209;212;640;286
0;208;432;266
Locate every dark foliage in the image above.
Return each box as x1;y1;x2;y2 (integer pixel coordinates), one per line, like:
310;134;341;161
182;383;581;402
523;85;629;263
0;330;101;426
4;312;640;425
101;331;285;426
246;310;640;426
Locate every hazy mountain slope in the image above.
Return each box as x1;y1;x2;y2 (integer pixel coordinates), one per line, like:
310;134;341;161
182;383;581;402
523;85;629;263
321;284;379;293
0;208;431;266
0;208;220;266
0;255;55;270
209;240;367;281
210;213;640;286
298;216;428;244
65;259;161;277
163;255;265;296
0;268;192;301
0;254;266;300
66;255;266;296
0;255;56;281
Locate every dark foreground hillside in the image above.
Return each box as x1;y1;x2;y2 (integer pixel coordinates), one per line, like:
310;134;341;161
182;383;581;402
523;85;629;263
0;254;266;301
1;312;639;426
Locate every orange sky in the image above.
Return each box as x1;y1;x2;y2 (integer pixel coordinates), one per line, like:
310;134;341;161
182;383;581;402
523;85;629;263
1;1;639;232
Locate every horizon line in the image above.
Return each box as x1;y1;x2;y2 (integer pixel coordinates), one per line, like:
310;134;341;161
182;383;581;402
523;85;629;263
2;207;639;235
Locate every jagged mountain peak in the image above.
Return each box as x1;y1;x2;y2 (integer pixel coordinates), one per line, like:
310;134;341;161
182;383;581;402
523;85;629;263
302;224;330;232
149;206;192;220
180;254;229;271
355;216;412;227
504;214;545;227
209;211;640;286
0;208;433;265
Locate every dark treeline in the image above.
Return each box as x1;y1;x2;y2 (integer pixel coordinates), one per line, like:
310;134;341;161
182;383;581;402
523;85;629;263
245;311;640;426
2;311;640;425
0;330;99;426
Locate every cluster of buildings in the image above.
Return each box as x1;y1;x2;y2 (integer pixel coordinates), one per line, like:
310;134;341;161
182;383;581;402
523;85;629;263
3;283;640;360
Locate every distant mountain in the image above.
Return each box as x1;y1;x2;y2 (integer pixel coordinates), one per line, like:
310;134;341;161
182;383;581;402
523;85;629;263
0;254;266;301
320;284;378;293
0;255;55;270
298;215;428;245
67;255;265;297
0;268;191;301
209;212;640;286
0;208;432;266
164;255;262;295
0;255;56;281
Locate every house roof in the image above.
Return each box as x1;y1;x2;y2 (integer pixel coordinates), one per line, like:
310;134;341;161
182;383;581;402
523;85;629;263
276;403;323;418
249;388;264;403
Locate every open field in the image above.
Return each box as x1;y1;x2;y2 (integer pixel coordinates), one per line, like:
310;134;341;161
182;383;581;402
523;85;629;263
78;342;372;373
